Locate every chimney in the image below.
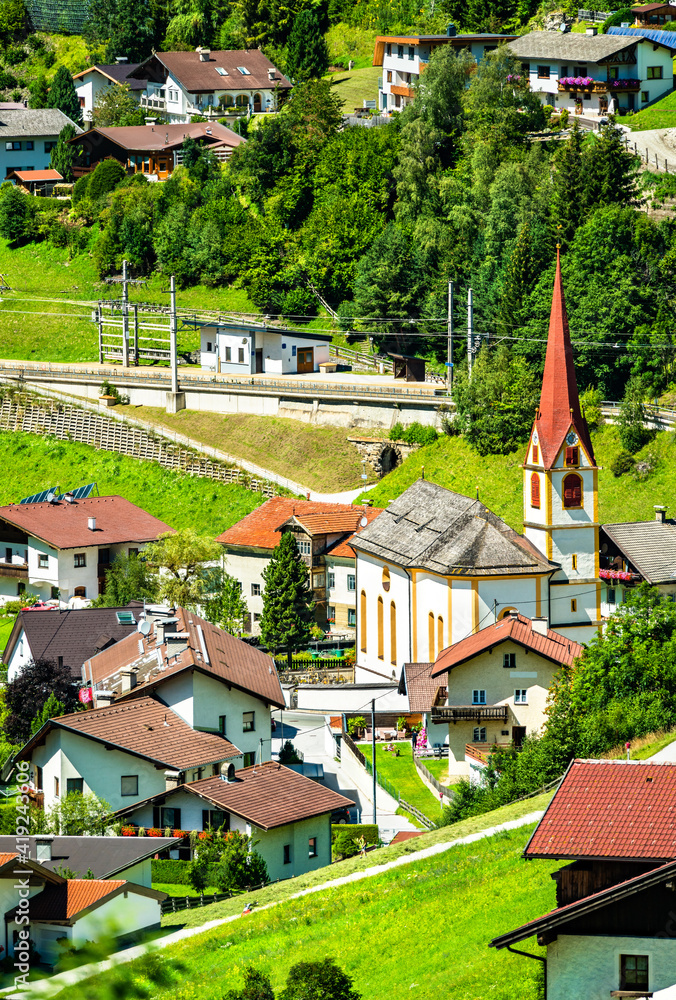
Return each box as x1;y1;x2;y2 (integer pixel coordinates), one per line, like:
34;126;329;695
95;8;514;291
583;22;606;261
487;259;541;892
655;505;667;523
446;22;456;36
95;690;115;708
197;46;210;61
120;669;136;693
531;617;548;636
509;609;519;620
267;67;275;81
88;517;96;531
64;493;75;504
155;622;165;645
115;56;129;63
164;770;181;790
585;25;597;34
35;836;54;862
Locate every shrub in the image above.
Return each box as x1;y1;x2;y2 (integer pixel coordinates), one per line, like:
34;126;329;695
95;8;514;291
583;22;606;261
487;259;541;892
346;715;365;737
87;158;126;202
0;186;31;242
389;422;404;441
280;287;317;317
332;830;358;859
611;450;635;477
278;739;302;764
72;174;91;205
330;823;378;845
188;854;209;892
559;108;569;128
580;386;604;430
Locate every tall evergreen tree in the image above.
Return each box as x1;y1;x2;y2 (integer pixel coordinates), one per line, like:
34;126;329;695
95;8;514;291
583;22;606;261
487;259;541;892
285;10;329;82
28;72;49;109
550;119;584;249
259;531;314;668
497;217;552;336
49;124;78;181
105;0;155;63
47;65;82;126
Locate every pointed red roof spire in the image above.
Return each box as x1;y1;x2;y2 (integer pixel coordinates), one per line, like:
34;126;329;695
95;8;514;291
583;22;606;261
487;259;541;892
534;249;595;470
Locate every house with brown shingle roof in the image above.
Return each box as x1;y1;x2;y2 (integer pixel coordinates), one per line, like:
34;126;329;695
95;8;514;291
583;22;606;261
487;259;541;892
0;494;174;607
16;695;241;812
216;498;382;636
490;759;676;998
116;761;354;881
81;606;283;769
407;611;582;780
127;47;292;123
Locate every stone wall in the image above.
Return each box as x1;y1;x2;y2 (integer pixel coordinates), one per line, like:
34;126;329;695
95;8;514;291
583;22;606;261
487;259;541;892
347;437;421;478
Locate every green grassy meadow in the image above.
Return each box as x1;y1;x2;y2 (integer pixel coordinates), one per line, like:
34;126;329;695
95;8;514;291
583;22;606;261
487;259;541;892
0;431;266;536
626;89;676;130
126;408;374;491
56;818;557;1000
327;66;381;112
357;742;442;820
359;424;676;530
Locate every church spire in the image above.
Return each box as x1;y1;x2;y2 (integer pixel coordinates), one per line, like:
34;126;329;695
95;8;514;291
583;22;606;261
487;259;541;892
534;249;595;470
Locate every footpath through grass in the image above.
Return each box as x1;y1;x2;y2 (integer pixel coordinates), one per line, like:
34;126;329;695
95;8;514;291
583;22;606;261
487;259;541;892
357;741;442;820
359;424;676;530
127;408;373;492
0;431;265;537
58;802;556;1000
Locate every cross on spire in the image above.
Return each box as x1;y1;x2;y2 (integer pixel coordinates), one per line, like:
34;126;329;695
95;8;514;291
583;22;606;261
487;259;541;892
533;249;595;470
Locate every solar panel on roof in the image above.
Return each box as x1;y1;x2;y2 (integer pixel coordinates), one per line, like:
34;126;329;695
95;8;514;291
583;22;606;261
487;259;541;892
19;486;59;504
56;482;96;501
607;24;676;47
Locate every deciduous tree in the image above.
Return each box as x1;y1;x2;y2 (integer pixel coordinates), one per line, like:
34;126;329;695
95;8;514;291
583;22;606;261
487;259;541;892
5;657;78;745
144;528;222;608
94;551;159;607
203;569;248;634
93;83;146;127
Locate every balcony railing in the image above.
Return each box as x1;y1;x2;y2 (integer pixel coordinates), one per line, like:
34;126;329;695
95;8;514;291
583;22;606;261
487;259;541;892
0;561;28;579
140;95;166;110
466;742;511;765
431;705;509;724
558;78;641;93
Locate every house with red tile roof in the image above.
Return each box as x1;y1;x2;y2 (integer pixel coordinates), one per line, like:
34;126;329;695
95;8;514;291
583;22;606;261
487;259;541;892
0;494;174;607
0;850;166;968
81;605;284;768
216;498;382;636
116;761;354;881
399;612;583;777
16;695;242;812
490;759;676;999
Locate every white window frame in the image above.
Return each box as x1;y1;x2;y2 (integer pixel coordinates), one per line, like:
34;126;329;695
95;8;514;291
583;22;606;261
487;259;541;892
347;574;356;592
514;689;528;704
328;572;335;589
251;583;261;596
347;608;356;626
473;727;486;743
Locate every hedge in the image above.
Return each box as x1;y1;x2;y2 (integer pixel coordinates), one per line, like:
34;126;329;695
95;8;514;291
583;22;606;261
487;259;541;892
330;824;379;845
151;859;220;885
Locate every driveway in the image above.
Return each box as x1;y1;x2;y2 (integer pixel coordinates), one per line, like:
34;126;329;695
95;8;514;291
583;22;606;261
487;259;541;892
271;710;417;839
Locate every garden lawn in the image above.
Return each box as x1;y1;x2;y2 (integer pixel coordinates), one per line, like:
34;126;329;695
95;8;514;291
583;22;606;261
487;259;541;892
0;431;266;537
358;425;676;530
327;66;381;112
0;615;15;651
153;883;219;898
124;408;374;491
357;741;444;820
56;820;557;1000
626;89;676;130
423;757;453;783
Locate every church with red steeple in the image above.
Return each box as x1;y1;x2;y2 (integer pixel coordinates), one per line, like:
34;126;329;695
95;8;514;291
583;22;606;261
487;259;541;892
523;250;601;643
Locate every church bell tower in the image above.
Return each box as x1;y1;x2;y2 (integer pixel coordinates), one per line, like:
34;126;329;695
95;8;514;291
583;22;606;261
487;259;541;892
523;250;600;642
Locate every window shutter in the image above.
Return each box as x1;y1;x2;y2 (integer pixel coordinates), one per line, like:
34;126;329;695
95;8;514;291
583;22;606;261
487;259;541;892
202;810;210;831
530;474;540;508
564;474;582;507
173;809;181;830
565;446;579;466
152;806;160;828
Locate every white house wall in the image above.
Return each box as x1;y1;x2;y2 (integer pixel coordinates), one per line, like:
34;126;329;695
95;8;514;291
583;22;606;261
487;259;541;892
546;933;676;1000
192;670;272;761
200;327;330;375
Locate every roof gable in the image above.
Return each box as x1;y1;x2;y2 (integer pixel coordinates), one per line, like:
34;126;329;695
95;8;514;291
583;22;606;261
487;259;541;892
431;613;582;677
400;663;447;712
525;759;676;861
216;497;381;551
601;520;676;584
0;835;180;879
6;878;166;922
146;50;292;93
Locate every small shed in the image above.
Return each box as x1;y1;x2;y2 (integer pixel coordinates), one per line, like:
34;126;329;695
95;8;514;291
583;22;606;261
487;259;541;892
8;168;63;195
197;320;331;375
389;353;425;382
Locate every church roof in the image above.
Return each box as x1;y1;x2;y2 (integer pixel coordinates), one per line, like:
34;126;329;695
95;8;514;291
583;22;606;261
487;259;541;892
349;480;556;576
533;252;595;470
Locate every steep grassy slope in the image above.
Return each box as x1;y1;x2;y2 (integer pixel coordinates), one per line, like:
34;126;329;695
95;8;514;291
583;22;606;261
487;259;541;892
359;424;676;529
0;431;265;536
55;815;557;1000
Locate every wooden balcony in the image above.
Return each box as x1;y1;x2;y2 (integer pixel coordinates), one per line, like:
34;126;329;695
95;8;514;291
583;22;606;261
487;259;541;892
558;79;640;93
390;84;415;99
431;705;509;724
466;742;511;765
0;561;27;579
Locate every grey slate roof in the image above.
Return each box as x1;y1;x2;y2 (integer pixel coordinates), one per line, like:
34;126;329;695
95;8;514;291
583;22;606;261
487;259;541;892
507;30;650;61
0;108;82;137
351;480;556;576
0;835;180;879
2;603;142;679
602;521;676;584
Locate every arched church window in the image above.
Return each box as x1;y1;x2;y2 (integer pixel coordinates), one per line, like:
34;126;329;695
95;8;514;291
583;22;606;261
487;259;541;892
530;473;540;509
377;597;384;660
563;473;582;509
382;566;391;592
360;591;367;652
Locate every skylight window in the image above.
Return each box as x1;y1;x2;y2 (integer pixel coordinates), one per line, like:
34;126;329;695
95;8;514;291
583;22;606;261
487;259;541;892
237;66;250;75
216;67;228;76
116;611;135;625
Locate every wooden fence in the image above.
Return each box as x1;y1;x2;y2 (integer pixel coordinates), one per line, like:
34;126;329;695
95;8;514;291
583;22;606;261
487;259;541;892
413;756;453;801
160;878;282;915
0;390;280;497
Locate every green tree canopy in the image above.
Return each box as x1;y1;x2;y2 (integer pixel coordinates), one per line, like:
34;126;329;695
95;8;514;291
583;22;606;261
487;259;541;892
259;531;314;668
144;528;222;608
286;10;329;82
0;185;31;243
28;72;49;109
47;792;111;836
5;657;78;744
49;123;78;182
30;692;66;736
93;83;146;127
47;65;83;126
213;830;269;892
203;569;248;634
93;551;159;607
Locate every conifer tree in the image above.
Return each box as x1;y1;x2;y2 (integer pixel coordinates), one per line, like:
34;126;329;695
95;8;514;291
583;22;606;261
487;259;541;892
285;10;329;82
550;119;584;249
497;217;552;335
47;65;82;125
259;532;315;668
49;124;78;181
28;72;49;109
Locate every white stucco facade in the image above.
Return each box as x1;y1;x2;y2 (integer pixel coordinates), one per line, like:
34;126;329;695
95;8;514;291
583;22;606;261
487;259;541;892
546;933;676;1000
200;324;331;375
